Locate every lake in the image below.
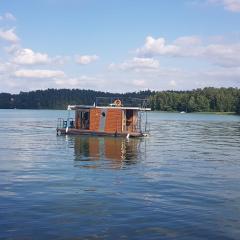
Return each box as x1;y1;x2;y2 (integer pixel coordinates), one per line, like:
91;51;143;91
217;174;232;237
0;110;240;239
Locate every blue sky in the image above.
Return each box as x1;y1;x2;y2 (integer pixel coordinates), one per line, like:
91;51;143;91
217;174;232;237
0;0;240;93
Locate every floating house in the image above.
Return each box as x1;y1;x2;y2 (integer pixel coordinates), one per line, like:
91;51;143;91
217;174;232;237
57;98;150;137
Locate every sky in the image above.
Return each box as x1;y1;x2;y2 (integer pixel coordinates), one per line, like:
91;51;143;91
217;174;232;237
0;0;240;93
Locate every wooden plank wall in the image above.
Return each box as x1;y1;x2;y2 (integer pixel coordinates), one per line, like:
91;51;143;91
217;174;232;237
75;110;80;129
89;108;101;131
104;109;122;133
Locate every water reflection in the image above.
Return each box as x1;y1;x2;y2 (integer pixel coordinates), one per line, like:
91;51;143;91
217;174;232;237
72;136;144;169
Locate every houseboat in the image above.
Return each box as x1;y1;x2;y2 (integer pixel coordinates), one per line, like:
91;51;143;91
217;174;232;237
57;98;151;138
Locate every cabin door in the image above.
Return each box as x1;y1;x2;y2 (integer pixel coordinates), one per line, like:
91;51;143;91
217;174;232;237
76;109;90;129
126;109;133;132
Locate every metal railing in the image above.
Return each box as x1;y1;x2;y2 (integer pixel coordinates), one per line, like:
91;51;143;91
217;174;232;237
95;97;149;109
57;118;75;129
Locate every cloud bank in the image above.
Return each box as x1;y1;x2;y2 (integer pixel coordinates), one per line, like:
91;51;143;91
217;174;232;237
136;35;240;67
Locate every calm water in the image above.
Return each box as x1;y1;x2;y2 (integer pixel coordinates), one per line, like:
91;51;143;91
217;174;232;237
0;110;240;239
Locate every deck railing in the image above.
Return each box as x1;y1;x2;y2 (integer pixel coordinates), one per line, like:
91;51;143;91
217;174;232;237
57;118;75;129
95;97;149;109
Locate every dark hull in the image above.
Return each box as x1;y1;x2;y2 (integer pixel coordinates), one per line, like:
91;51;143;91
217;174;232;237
56;128;145;138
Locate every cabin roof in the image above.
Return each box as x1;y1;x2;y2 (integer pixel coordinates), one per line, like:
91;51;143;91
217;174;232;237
67;105;151;111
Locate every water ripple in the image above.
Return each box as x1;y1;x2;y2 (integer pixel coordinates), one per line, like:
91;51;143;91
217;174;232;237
0;110;240;239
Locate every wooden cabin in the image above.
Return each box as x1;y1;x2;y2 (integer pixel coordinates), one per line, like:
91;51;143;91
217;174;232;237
57;99;150;137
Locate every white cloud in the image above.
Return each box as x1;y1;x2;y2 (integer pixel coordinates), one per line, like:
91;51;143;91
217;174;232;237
109;57;160;71
14;69;65;78
10;48;69;66
209;0;240;12
136;36;203;58
13;48;50;65
75;55;99;65
0;12;16;21
0;28;19;43
136;35;240;67
136;36;179;57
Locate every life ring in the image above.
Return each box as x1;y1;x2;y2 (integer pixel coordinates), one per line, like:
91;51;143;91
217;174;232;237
114;99;122;106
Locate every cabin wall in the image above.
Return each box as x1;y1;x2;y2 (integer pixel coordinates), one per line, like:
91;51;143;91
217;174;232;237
89;108;123;133
104;109;122;133
89;108;101;131
75;110;80;129
88;108;140;133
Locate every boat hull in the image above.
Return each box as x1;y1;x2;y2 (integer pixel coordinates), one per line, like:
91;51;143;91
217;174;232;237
56;128;145;138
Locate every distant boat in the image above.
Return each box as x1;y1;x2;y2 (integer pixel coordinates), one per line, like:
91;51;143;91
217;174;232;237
180;111;186;114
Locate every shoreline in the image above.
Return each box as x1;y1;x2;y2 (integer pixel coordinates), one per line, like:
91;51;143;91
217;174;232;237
153;110;237;115
0;108;238;115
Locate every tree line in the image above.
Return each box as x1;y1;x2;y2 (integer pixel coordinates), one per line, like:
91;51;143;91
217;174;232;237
0;89;152;110
149;87;240;114
0;87;239;114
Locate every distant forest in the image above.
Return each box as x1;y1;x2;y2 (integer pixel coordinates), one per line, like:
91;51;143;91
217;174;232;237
0;87;240;114
149;87;240;114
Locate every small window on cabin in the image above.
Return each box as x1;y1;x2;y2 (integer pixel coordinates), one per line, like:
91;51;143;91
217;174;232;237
102;112;106;117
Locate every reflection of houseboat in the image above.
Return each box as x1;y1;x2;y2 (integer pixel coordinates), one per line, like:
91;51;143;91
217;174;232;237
57;98;150;137
72;136;143;169
74;136;140;162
